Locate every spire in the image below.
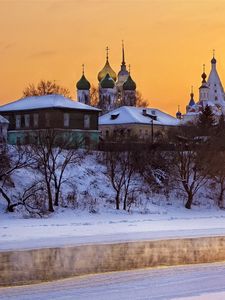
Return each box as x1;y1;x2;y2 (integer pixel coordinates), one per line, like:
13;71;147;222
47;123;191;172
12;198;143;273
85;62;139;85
211;49;217;64
188;86;195;106
82;63;85;75
106;46;109;62
122;40;125;65
176;105;182;119
201;64;207;83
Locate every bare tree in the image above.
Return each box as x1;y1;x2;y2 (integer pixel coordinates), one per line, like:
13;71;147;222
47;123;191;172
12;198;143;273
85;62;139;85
171;145;209;209
23;80;71;98
136;90;148;107
0;145;33;212
30;129;82;212
102;143;139;210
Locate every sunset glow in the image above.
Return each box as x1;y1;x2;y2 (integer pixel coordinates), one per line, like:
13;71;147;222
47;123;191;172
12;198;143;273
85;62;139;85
1;0;225;115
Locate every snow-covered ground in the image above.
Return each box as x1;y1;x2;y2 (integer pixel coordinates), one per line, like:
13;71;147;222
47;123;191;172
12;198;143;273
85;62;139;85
1;206;225;250
1;152;225;250
1;262;225;299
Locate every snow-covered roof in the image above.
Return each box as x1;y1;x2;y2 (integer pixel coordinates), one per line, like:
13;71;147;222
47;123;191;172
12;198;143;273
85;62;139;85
99;106;180;126
0;94;100;112
0;115;9;124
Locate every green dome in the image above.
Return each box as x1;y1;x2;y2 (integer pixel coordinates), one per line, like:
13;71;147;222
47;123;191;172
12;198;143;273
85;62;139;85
76;74;91;90
100;73;115;89
123;75;136;91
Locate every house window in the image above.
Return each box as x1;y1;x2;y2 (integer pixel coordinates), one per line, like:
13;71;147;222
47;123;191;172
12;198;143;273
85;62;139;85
84;114;90;129
24;114;30;128
33;114;39;127
45;113;50;127
16;115;21;129
64;113;70;127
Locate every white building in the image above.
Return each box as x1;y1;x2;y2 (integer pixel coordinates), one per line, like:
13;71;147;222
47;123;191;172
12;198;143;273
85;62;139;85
99;106;179;141
183;53;225;123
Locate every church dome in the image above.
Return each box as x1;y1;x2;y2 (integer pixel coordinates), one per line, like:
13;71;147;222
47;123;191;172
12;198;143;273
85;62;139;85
76;75;90;90
98;61;117;82
123;75;136;90
100;73;115;89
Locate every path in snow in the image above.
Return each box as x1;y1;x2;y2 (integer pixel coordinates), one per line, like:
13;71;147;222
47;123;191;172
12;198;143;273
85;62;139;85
1;263;225;300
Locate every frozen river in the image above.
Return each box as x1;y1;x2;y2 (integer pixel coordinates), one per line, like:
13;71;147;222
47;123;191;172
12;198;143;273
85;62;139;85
1;262;225;300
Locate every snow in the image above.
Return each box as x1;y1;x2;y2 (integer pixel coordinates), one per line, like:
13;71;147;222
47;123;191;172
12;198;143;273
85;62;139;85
0;115;9;124
99;106;180;126
1;262;225;299
2;205;225;251
0;94;100;112
1;151;225;250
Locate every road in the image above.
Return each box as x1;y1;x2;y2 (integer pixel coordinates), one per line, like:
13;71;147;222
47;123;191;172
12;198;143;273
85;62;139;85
1;263;225;300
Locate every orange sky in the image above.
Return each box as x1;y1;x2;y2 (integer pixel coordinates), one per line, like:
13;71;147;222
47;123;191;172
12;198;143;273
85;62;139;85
1;0;225;115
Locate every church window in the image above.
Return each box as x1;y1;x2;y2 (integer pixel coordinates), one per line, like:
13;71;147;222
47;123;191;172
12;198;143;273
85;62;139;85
215;96;218;101
215;90;217;93
106;130;109;138
16;115;21;129
33;114;39;127
145;129;148;135
127;129;131;137
24;114;30;128
84;114;90;129
64;113;70;127
214;84;217;87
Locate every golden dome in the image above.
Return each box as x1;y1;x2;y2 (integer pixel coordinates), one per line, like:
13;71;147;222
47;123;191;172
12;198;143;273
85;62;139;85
98;60;117;82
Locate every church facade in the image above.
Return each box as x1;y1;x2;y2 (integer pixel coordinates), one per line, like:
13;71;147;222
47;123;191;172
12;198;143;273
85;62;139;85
76;43;137;114
182;53;225;123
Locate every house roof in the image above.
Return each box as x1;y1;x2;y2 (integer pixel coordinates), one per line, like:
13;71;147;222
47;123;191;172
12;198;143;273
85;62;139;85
99;106;180;126
0;94;100;112
0;115;9;124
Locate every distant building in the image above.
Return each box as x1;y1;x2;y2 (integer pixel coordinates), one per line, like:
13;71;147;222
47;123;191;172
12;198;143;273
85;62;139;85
183;53;225;123
99;106;179;142
0;94;100;148
76;43;137;114
0;115;9;145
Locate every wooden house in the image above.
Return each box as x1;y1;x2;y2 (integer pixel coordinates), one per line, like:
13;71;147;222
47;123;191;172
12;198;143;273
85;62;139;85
0;94;100;148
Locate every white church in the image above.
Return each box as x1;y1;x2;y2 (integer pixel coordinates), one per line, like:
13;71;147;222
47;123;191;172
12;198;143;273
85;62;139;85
182;52;225;123
76;43;137;114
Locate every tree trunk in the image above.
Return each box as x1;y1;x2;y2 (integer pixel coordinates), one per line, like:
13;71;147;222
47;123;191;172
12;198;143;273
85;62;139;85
47;183;54;212
54;189;59;206
116;193;120;210
185;193;193;209
218;187;224;209
0;187;13;212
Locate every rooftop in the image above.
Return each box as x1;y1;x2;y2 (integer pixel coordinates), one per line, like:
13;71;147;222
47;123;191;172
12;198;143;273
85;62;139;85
99;106;179;126
0;94;100;112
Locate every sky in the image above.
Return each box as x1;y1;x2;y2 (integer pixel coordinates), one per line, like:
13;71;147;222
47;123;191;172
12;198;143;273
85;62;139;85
1;0;225;115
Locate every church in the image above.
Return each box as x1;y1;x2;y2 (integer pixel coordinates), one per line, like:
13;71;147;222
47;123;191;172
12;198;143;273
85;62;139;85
76;43;137;114
182;52;225;123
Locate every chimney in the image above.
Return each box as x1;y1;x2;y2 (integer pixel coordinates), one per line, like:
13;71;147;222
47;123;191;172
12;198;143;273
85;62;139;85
142;109;147;116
